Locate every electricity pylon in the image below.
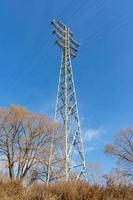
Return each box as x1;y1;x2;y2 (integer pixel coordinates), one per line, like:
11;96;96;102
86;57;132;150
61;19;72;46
47;20;87;183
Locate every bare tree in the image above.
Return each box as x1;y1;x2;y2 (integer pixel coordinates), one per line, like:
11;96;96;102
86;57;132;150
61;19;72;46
105;128;133;181
0;105;59;182
103;168;128;186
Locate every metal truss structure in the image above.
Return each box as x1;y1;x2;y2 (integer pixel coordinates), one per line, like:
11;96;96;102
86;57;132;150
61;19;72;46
47;20;87;183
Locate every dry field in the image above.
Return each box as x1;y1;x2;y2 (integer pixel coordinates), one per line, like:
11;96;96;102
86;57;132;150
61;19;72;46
0;179;133;200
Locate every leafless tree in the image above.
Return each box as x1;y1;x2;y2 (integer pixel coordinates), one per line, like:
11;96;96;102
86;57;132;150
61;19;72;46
105;128;133;181
103;168;128;186
0;105;60;182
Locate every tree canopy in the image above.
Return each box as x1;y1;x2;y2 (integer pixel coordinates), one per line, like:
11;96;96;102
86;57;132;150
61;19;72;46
105;128;133;180
0;105;58;182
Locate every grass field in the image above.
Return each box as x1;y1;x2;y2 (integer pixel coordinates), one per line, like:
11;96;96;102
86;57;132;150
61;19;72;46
0;179;133;200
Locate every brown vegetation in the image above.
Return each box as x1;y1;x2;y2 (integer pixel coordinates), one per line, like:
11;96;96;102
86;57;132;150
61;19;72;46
0;179;132;200
0;105;133;199
0;105;61;183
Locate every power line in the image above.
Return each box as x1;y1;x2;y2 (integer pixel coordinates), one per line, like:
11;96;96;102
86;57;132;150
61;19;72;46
80;8;133;55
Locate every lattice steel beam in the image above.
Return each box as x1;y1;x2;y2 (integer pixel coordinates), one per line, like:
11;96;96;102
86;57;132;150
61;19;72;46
47;20;87;183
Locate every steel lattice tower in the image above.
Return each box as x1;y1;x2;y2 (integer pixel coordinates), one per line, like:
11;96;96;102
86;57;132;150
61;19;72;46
47;20;87;183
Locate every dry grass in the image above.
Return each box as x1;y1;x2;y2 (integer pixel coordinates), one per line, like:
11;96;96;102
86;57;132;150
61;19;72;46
0;179;132;200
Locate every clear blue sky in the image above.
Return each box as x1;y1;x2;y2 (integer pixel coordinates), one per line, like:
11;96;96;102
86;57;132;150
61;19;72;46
0;0;133;175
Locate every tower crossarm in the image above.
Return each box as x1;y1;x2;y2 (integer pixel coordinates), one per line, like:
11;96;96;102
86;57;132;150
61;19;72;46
51;19;79;58
70;37;80;47
51;19;73;35
55;39;78;58
53;30;65;40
